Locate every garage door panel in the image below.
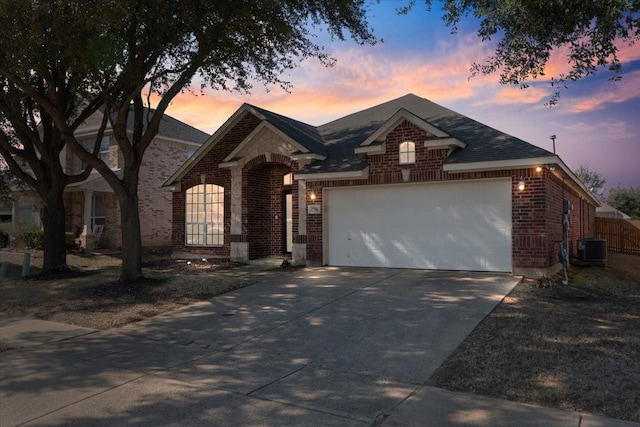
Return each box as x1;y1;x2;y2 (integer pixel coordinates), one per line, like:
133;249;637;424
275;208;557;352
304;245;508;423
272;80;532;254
326;180;512;272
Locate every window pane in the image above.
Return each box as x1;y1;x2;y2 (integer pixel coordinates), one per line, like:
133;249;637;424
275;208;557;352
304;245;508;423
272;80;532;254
399;141;415;165
185;184;224;247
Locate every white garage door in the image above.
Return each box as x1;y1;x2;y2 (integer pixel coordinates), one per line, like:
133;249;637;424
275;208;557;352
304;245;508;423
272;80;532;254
325;179;512;272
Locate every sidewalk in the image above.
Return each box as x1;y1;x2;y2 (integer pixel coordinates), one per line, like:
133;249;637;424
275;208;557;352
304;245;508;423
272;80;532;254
2;273;639;427
0;314;97;350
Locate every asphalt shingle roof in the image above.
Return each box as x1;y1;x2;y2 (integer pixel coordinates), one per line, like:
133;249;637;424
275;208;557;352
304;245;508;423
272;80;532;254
250;105;327;156
114;107;210;145
155;112;210;145
247;93;553;174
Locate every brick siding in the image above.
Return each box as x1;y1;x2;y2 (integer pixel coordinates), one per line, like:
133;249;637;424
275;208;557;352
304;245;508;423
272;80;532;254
172;112;260;256
174;117;596;271
137;140;193;247
244;159;291;258
63;133;194;249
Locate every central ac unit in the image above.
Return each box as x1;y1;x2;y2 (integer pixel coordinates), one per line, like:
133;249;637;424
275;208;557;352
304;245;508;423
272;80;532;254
577;238;607;262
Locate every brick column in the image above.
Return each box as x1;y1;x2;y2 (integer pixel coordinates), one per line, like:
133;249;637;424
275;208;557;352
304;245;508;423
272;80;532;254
229;166;248;261
292;179;307;264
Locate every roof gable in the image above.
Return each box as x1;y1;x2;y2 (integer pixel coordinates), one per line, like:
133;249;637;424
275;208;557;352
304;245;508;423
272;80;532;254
163;106;258;187
249;105;326;156
222;121;319;164
76;107;209;146
359;108;449;146
166;93;560;185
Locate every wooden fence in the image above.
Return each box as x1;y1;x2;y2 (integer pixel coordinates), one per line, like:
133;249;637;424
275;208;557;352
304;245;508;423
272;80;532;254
596;217;640;255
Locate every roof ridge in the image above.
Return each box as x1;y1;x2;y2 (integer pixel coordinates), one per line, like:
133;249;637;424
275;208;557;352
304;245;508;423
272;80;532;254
318;93;423;128
248;104;318;130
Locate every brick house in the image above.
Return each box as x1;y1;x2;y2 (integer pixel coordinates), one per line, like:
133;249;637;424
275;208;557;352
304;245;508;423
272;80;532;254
163;94;598;276
12;108;208;250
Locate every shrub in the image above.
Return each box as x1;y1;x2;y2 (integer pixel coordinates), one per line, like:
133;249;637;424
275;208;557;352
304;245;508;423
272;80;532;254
10;219;41;249
22;230;44;249
65;232;77;251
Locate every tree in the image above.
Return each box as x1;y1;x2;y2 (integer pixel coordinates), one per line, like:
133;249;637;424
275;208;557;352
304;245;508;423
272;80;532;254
575;165;607;201
406;1;640;104
608;185;640;218
1;0;375;283
0;157;11;207
0;2;106;272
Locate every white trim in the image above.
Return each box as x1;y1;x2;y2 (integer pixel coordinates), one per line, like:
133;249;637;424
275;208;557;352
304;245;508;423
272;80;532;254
360;109;449;147
223;121;309;162
291;152;326;161
552;159;601;206
219;159;241;169
75;123;204;148
160;183;181;192
443;155;600;206
354;142;385;154
294;167;369;182
152;135;204;147
443;156;558;173
424;137;466;150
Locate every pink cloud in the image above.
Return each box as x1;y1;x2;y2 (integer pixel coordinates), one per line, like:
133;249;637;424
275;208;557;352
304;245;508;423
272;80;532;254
159;32;640;134
162;37;494;130
566;69;640;113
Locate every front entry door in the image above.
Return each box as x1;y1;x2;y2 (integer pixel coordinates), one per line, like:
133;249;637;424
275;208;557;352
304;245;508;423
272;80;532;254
283;191;293;253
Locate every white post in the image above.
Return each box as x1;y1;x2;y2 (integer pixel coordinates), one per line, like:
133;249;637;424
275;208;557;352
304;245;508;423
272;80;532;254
22;253;30;277
83;190;93;235
11;194;19;237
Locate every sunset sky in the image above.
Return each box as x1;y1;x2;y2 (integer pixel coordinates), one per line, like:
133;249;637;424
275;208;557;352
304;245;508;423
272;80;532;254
163;2;640;195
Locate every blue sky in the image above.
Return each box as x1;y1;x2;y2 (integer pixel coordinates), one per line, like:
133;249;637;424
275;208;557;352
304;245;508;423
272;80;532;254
165;2;640;194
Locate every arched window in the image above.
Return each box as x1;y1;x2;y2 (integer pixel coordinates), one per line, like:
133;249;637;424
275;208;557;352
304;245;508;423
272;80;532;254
185;184;224;246
399;141;416;165
283;172;293;186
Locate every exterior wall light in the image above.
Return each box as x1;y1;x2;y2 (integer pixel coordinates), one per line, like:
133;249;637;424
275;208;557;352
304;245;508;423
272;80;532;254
535;166;543;173
518;179;525;191
310;191;316;201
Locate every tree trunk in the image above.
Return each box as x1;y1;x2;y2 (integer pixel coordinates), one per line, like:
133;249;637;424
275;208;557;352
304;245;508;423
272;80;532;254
118;191;143;284
40;192;68;272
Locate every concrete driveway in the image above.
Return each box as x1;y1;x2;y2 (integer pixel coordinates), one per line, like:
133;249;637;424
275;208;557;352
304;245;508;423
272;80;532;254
2;267;521;425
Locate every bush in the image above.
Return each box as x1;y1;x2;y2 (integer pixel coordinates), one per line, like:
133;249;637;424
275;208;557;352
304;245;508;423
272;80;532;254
65;232;77;251
5;220;77;251
22;230;44;249
10;219;40;249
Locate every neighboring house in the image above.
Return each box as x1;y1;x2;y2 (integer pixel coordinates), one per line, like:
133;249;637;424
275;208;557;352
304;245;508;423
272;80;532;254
12;109;208;250
0;202;12;223
163;94;598;276
596;203;631;219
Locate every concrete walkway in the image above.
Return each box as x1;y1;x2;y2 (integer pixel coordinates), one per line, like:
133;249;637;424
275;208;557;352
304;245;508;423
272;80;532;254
1;267;638;426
